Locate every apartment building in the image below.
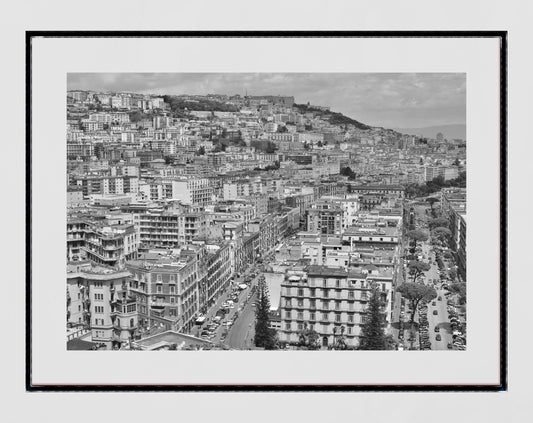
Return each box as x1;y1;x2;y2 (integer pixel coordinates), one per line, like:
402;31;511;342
83;222;139;269
139;210;208;248
278;265;391;349
126;251;200;334
306;202;344;236
67;262;138;349
441;188;467;281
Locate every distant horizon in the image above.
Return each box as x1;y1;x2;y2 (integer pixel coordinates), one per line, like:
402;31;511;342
67;73;466;129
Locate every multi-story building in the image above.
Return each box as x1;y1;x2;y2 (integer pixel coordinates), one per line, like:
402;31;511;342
83;222;139;269
126;251;199;334
67;262;138;349
73;175;139;197
278;265;392;349
441;188;467;281
306;202;344;235
139;209;208;248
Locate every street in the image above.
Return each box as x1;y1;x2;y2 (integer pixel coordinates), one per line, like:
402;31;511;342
226;291;257;349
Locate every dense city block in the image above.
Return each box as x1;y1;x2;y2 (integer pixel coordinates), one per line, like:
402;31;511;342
66;89;466;351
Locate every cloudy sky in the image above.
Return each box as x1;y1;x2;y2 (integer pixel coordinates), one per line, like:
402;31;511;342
68;73;465;129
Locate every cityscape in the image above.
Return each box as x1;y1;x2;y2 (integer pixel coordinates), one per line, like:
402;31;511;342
66;73;467;351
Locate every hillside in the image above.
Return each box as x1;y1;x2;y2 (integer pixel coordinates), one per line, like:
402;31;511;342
293;104;371;130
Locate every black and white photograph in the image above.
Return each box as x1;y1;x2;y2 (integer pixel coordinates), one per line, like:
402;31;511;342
8;0;533;419
65;73;467;353
24;29;510;395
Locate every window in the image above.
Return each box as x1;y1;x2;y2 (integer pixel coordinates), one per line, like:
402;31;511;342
157;285;162;293
310;288;316;297
170;285;175;294
347;326;352;334
323;289;329;298
361;314;368;324
297;323;303;330
335;301;340;310
297;288;304;297
285;310;291;319
78;305;81;312
297;299;303;307
322;279;327;287
94;306;104;314
130;318;134;327
170;274;175;282
336;290;341;299
348;291;354;299
310;313;316;321
285;287;291;296
323;301;329;310
94;293;104;301
348;314;354;323
322;313;328;321
309;324;314;331
285;323;291;331
335;279;340;287
297;312;303;320
285;299;292;307
170;297;175;304
335;314;341;322
157;274;162;282
77;293;80;299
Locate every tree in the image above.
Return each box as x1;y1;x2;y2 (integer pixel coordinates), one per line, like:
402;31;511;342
406;229;428;249
449;282;466;304
303;142;310;150
277;125;288;133
196;146;206;156
297;322;320;350
428;217;448;229
358;287;388;350
340;166;356;180
265;141;278;154
426;197;440;209
397;283;437;325
254;276;277;349
408;260;431;283
432;227;452;243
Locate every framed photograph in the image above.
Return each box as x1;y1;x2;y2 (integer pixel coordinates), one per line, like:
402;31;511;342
27;31;506;391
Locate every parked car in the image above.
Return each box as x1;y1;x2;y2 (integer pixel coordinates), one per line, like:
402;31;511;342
433;310;438;315
436;334;441;341
434;326;440;333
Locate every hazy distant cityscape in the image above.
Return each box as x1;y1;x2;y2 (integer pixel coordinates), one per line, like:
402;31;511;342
66;74;467;351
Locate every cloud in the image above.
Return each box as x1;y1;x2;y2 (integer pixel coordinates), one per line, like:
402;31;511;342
67;73;465;128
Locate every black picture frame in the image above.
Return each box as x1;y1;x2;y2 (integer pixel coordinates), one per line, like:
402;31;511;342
26;30;507;392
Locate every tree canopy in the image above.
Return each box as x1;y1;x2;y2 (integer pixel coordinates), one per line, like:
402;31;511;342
254;276;277;349
429;217;448;229
358;287;389;350
408;260;431;283
397;283;437;324
448;283;466;304
340;166;356;180
297;322;320;350
407;230;429;248
432;226;452;242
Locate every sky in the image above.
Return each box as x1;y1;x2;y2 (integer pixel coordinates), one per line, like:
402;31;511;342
67;73;466;129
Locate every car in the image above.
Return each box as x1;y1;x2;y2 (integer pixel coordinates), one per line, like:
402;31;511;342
434;326;440;333
435;334;442;341
432;301;436;306
433;310;438;315
437;296;442;301
447;343;453;349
